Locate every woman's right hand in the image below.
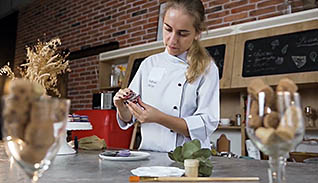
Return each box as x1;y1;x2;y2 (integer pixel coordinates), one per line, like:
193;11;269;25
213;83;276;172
113;88;134;123
113;88;132;109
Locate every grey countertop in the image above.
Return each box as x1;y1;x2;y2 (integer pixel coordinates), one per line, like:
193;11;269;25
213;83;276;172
1;142;317;183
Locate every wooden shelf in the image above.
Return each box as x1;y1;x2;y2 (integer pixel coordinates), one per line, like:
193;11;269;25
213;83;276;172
305;127;318;131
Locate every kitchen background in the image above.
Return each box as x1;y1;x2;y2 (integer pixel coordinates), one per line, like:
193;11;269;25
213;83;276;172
0;0;316;112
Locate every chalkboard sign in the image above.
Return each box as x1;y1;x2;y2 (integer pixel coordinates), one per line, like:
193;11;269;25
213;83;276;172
243;29;318;77
128;57;145;85
206;44;226;79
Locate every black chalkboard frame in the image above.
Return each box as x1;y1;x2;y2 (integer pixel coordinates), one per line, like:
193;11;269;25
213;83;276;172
201;35;236;89
231;19;318;88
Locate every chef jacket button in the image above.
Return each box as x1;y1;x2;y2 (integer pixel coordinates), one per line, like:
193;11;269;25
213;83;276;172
173;106;178;110
178;83;182;87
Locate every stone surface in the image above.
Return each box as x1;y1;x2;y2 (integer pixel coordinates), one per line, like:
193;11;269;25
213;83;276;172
1;142;318;183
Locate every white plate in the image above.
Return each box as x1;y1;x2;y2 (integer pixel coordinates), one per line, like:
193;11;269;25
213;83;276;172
66;122;92;130
99;151;150;161
131;166;185;177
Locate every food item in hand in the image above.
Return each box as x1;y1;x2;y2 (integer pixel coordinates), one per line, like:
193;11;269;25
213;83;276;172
124;90;140;104
123;90;144;110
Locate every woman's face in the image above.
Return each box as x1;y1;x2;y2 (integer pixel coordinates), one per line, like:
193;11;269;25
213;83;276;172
163;8;199;56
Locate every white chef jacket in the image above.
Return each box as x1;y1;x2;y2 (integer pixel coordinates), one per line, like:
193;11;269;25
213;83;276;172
117;49;219;152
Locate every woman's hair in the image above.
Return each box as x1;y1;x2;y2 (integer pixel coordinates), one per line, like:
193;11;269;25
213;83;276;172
163;0;212;83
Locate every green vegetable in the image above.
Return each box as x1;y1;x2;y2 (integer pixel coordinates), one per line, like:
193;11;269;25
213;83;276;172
168;139;213;177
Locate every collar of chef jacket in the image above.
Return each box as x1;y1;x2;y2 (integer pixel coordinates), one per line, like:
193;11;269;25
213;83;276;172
164;48;188;65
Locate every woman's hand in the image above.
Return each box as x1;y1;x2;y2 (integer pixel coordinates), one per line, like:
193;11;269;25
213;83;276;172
126;98;190;136
126;98;162;123
113;88;132;108
113;88;133;122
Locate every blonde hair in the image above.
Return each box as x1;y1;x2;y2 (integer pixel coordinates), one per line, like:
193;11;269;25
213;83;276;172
163;0;212;83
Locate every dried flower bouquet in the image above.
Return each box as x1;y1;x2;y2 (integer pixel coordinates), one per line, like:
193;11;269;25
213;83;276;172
0;38;71;97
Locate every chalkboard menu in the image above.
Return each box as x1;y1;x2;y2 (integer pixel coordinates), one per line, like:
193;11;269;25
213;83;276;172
243;29;318;77
206;44;226;79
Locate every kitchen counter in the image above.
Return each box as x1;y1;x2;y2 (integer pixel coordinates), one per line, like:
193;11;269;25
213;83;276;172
1;142;317;183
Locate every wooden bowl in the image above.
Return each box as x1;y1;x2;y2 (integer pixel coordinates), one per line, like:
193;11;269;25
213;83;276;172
289;152;318;162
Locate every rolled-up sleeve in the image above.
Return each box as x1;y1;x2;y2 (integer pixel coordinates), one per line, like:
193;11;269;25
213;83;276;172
117;115;135;130
183;63;220;148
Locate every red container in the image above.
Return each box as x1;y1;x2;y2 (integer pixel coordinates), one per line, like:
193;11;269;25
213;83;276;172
72;110;133;149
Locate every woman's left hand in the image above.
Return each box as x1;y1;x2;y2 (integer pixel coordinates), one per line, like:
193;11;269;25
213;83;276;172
126;98;162;123
127;97;190;136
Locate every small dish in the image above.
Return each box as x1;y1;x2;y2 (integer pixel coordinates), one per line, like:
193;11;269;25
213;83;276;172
99;151;150;161
131;166;185;177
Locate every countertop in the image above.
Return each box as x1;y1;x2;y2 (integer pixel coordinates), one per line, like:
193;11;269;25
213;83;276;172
1;142;318;183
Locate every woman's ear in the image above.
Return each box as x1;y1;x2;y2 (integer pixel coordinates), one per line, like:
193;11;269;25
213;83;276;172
194;33;201;41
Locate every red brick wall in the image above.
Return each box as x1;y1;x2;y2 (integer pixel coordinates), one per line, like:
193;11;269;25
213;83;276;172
13;0;306;111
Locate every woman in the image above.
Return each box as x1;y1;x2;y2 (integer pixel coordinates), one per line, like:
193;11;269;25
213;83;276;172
113;0;219;152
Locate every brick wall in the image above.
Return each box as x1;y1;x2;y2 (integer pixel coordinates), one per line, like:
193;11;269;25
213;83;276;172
13;0;307;111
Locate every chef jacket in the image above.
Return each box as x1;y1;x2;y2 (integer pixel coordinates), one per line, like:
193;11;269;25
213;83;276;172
117;49;220;152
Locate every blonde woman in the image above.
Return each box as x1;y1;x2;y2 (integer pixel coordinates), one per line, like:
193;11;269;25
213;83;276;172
113;0;219;152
